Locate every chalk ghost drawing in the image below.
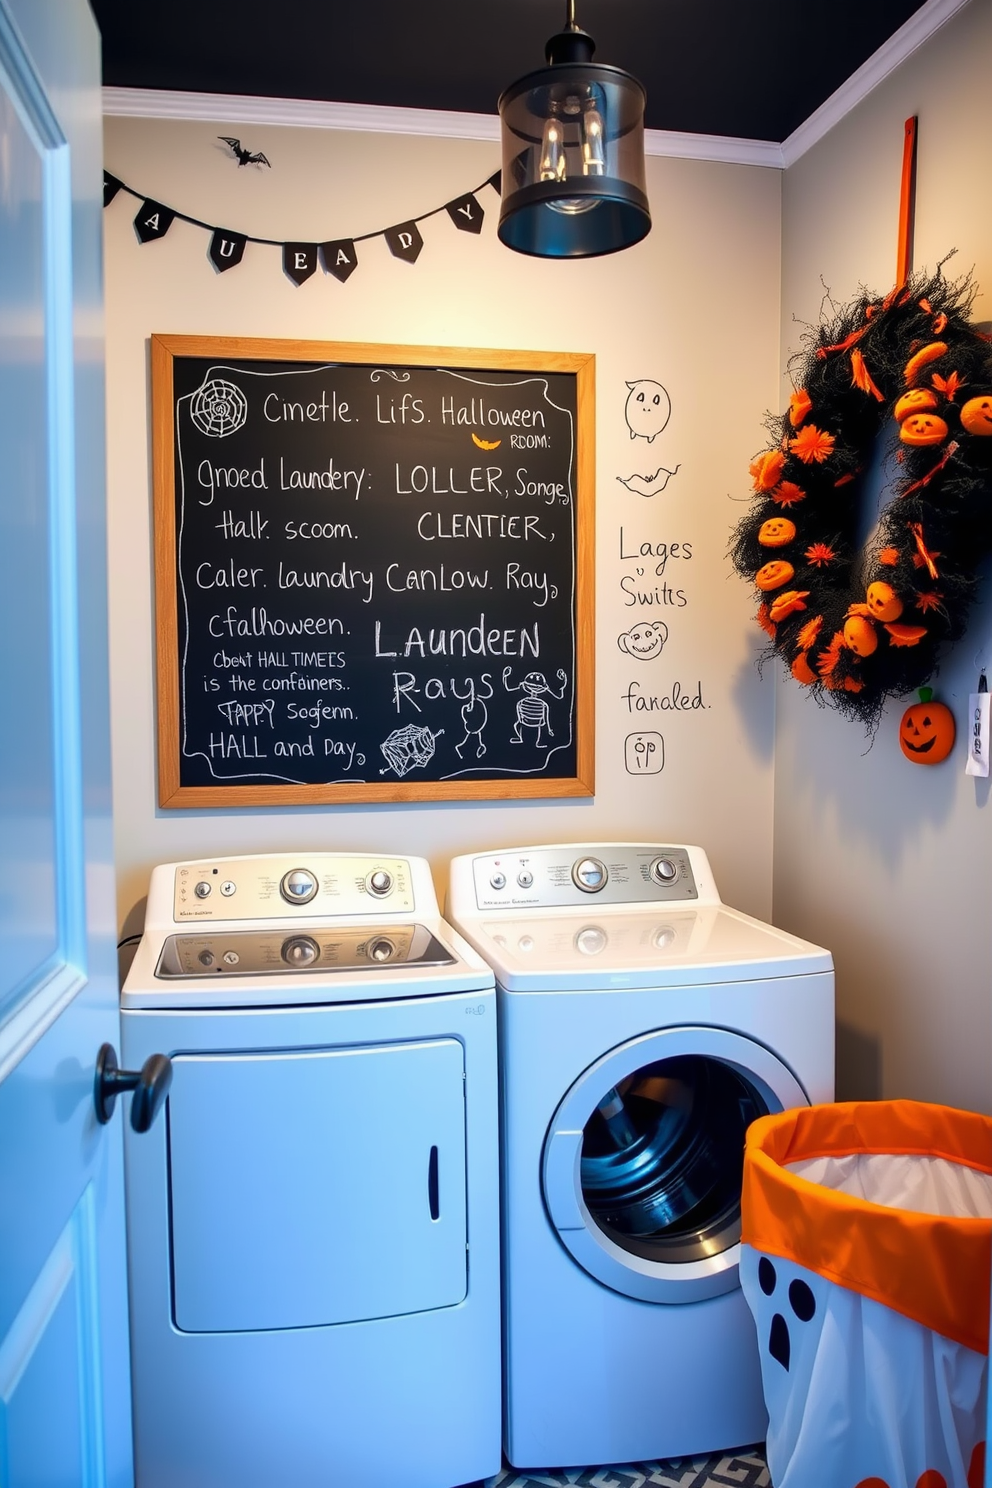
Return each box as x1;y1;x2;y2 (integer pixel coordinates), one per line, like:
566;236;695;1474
616;466;680;498
624;379;671;442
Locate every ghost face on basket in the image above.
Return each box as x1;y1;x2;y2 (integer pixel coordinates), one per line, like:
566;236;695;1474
618;621;668;660
740;1246;825;1420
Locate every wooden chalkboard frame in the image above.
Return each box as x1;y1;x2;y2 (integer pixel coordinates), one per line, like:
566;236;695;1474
151;335;595;807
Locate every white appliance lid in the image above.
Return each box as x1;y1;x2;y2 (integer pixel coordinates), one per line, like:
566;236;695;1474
466;904;832;991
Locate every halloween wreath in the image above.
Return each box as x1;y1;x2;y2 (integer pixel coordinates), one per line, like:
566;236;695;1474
731;268;992;726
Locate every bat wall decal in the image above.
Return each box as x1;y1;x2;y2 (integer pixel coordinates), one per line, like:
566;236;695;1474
219;137;271;168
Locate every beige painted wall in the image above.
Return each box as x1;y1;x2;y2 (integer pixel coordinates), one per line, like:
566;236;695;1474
103;118;781;928
775;0;992;1111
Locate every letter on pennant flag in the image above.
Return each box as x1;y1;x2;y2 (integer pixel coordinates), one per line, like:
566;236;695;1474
209;229;247;273
384;221;424;264
103;172;124;208
445;194;484;234
134;199;175;243
283;243;318;286
320;239;358;283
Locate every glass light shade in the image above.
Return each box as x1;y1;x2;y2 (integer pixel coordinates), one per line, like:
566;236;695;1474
498;58;650;258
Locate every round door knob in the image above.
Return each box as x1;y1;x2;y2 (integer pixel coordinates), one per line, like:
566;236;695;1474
650;857;679;885
367;869;393;897
94;1044;172;1132
572;857;607;893
282;935;320;967
280;868;318;905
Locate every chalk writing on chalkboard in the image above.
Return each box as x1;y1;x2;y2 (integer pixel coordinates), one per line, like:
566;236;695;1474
152;337;594;807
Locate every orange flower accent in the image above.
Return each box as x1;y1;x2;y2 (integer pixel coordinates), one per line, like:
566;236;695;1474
884;623;928;647
932;312;948;334
878;547;900;566
851;348;885;401
804;542;835;567
789;388;812;427
845;602;872;618
770;481;806;508
789;425;836;464
915;591;944;613
756;604;776;638
769;589;810;623
816;630;845;679
932;370;963;399
796;615;823;651
750;449;786;491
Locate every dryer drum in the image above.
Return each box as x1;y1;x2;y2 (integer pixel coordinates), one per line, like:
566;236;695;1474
580;1056;768;1263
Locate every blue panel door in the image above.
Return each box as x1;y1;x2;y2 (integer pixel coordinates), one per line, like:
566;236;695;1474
0;4;133;1487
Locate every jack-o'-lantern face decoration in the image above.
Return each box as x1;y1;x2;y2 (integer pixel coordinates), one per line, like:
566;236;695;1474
899;413;949;447
893;388;939;422
842;614;878;657
866;581;904;622
960;395;992;436
900;687;955;764
758;517;797;548
755;560;795;592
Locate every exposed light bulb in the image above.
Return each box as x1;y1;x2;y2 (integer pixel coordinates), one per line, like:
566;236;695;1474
581;103;606;176
539;116;567;183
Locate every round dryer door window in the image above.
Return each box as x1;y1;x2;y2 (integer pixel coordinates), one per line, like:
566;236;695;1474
542;1026;807;1304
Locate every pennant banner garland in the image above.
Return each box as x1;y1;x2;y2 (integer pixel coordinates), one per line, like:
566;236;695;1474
105;170;502;284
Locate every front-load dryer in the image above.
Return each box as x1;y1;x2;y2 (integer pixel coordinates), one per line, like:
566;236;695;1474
446;842;833;1469
121;853;500;1488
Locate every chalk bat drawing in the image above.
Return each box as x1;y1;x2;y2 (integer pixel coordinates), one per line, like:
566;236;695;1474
455;690;489;759
618;621;668;660
616;465;681;498
218;137;271;168
190;378;248;438
503;667;567;748
380;724;444;776
624;379;671;442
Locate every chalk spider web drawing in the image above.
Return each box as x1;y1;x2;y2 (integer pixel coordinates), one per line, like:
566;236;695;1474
380;724;444;776
190;379;248;438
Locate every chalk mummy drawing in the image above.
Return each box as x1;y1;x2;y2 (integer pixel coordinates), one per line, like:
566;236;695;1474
455;691;489;759
503;667;567;747
618;621;668;660
380;724;443;776
616;465;680;498
624;379;671;442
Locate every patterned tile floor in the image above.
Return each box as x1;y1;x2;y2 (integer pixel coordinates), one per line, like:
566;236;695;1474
486;1446;770;1488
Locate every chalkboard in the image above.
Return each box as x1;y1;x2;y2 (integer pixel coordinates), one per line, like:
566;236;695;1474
151;336;594;806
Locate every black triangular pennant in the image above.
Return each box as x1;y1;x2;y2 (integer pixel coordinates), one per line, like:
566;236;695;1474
209;229;247;273
320;238;358;283
283;243;318;285
134;199;175;243
445;194;484;234
104;172;123;208
384;221;424;264
486;170;502;193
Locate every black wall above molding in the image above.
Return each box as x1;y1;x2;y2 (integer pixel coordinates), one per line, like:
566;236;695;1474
91;0;929;144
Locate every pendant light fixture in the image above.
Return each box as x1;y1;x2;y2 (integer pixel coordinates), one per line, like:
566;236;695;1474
497;0;650;259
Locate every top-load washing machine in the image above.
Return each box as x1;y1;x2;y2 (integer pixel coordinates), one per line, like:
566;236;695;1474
120;852;501;1488
446;841;833;1469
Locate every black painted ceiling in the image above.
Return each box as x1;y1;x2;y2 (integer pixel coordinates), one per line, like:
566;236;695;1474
90;0;929;144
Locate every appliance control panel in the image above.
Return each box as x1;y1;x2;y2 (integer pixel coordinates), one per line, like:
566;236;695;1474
468;845;698;911
155;923;454;978
171;855;415;922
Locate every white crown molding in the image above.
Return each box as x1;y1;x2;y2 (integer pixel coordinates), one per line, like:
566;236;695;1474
780;0;973;167
103;0;973;174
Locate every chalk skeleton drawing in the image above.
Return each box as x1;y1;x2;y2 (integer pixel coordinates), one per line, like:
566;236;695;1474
380;725;444;776
624;379;671;442
503;667;567;748
618;621;668;660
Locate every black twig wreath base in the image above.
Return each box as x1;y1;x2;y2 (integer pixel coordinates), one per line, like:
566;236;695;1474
731;267;992;726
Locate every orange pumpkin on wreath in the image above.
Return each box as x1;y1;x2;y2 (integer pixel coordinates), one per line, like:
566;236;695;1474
732;266;992;727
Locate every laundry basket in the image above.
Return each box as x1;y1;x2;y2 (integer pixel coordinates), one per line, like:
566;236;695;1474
740;1101;991;1488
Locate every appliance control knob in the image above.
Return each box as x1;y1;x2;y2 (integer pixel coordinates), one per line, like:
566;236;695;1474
490;871;507;890
575;926;607;956
368;937;396;963
282;935;320;967
572;857;608;893
194;880;212;899
650;857;679;886
280;869;318;905
653;926;676;950
367;869;393;897
517;869;534;889
197;948;215;967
